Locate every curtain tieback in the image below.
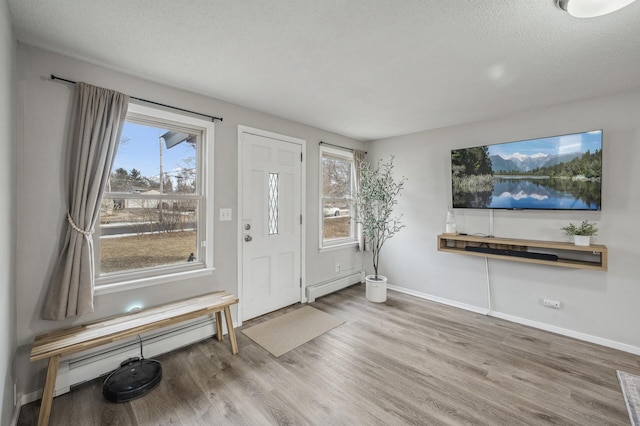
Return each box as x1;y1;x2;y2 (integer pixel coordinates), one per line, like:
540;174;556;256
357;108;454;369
67;211;94;236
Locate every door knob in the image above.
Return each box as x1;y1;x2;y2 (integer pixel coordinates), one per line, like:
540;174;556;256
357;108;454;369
244;235;252;242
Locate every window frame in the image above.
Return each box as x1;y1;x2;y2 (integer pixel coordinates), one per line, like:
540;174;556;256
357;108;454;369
94;102;215;295
319;145;357;250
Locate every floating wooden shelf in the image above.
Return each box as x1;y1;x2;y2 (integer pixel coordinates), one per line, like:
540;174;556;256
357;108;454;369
437;234;607;271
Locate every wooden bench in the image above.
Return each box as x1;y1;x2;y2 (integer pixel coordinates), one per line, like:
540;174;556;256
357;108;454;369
30;291;239;426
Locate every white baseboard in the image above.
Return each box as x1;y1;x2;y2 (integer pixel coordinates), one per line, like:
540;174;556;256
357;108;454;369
21;316;235;406
490;311;640;356
388;284;640;356
307;271;364;302
387;285;490;315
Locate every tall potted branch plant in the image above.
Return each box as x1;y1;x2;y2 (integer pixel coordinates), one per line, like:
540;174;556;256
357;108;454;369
355;156;406;302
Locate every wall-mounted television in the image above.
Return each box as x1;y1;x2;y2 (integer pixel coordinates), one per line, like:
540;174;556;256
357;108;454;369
451;130;602;210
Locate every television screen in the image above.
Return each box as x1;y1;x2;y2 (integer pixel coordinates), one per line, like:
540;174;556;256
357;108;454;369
451;130;602;210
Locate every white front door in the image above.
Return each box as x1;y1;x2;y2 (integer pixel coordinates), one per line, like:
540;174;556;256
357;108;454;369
239;128;304;321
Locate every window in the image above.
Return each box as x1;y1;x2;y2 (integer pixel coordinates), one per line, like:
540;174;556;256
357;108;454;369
268;173;279;235
95;103;214;291
320;146;356;248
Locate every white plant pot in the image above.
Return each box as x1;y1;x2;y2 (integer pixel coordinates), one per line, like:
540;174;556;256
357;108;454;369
574;235;591;246
365;275;388;303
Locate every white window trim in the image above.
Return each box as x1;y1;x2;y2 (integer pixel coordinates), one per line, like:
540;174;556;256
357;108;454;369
319;240;359;253
319;145;357;249
94;267;215;296
94;101;215;294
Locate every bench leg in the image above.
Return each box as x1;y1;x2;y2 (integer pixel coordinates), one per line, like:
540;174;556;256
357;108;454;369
38;354;61;426
215;311;223;341
223;306;238;355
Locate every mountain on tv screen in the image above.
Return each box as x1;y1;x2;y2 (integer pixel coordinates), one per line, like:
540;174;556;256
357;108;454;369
451;130;602;210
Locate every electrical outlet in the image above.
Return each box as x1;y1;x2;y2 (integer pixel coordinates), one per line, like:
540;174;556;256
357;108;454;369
335;263;341;273
543;299;561;309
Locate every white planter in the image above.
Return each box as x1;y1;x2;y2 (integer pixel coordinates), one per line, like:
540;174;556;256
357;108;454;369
365;275;387;303
574;235;591;246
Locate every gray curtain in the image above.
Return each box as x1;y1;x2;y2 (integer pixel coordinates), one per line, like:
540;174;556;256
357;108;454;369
43;83;129;320
353;149;367;251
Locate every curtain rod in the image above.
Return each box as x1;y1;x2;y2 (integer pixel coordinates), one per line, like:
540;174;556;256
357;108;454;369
319;141;367;154
50;75;223;122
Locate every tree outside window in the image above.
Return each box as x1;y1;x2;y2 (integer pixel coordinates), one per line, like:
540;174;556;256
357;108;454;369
95;103;213;288
321;146;356;247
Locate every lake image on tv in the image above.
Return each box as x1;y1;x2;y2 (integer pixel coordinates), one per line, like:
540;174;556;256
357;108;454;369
452;131;602;210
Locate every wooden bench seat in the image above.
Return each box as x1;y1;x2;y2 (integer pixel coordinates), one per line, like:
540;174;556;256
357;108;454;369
30;290;239;426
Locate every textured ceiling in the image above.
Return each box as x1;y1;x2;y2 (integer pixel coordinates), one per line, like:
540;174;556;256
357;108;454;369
7;0;640;140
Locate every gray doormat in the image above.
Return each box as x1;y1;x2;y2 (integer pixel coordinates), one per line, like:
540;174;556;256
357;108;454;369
242;306;345;357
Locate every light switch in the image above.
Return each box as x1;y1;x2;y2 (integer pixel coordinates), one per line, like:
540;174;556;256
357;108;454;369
219;208;233;221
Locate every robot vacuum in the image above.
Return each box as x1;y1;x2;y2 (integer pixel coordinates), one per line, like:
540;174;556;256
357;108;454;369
103;357;162;403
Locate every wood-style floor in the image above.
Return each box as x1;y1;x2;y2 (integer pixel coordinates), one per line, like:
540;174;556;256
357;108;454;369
19;285;639;425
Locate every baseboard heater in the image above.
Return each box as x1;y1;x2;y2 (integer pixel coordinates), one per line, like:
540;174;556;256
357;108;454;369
307;271;364;302
22;316;222;405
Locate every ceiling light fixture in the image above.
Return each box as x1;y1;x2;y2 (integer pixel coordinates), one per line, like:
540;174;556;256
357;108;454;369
556;0;638;18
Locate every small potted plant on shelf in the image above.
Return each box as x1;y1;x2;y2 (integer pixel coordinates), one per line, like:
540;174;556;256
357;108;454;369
561;220;598;246
354;156;407;303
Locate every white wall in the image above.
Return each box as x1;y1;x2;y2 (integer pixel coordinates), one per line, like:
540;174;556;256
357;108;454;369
15;45;364;397
367;89;640;352
0;0;17;424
